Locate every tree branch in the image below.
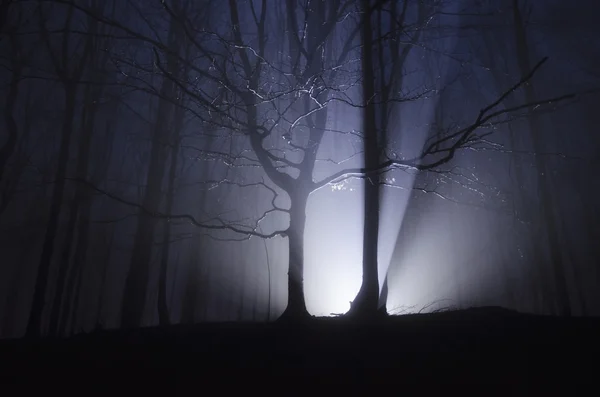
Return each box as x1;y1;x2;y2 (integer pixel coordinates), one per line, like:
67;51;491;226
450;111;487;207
66;178;287;239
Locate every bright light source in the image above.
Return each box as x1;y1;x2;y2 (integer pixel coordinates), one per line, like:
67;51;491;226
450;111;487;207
304;187;363;316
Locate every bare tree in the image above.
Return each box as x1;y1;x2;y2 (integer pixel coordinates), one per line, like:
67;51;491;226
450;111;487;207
349;0;428;317
0;4;28;216
55;0;575;323
119;0;191;328
26;2;93;337
511;0;571;316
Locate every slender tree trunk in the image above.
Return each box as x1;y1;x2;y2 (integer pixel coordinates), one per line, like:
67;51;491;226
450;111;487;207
120;12;181;328
157;130;183;325
157;141;179;326
0;34;20;212
512;0;571;316
181;241;200;324
168;252;180;317
95;225;116;326
157;30;189;327
157;237;172;325
0;0;14;36
560;217;587;315
251;279;259;321
237;259;246;321
259;230;271;322
58;83;103;336
48;82;99;336
69;263;84;335
482;35;549;313
26;86;77;338
1;241;30;337
47;199;78;336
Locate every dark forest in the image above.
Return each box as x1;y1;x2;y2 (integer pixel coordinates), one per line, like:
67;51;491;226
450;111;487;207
0;0;599;393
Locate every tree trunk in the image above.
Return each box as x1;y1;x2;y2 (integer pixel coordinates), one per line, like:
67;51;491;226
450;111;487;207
26;86;77;338
59;81;105;336
95;225;115;326
157;226;172;325
69;263;84;335
260;231;272;321
157;34;189;326
157;129;180;327
48;81;99;337
2;241;31;337
47;199;78;337
278;192;310;320
237;257;246;321
0;33;21;213
512;0;571;316
349;0;382;317
121;210;161;328
120;11;181;328
181;240;200;324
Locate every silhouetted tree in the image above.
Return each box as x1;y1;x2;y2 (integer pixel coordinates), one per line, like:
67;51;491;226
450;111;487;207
511;0;571;316
0;6;25;216
48;0;576;325
120;0;189;328
26;2;93;337
349;0;428;318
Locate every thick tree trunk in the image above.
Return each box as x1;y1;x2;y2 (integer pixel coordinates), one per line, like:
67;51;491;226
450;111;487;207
278;192;310;320
26;86;77;338
350;182;381;315
378;275;388;311
349;0;383;318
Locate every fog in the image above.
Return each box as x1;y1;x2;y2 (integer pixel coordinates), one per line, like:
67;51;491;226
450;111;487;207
0;0;599;338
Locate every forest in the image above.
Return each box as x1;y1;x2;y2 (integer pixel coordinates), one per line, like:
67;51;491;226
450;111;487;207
0;0;599;391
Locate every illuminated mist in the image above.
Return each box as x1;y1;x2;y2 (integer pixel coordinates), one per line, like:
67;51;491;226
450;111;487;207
2;0;600;340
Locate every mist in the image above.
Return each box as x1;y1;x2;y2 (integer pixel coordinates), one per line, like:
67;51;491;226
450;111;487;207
0;0;599;339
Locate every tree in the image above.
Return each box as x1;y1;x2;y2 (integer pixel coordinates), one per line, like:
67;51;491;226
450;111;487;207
349;0;428;317
0;3;26;216
119;0;189;328
511;0;571;316
467;0;575;315
60;0;575;323
26;2;93;337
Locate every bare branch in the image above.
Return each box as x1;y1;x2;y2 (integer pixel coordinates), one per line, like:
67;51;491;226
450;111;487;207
66;178;287;239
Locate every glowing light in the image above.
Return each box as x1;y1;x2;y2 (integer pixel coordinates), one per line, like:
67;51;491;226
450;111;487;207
304;184;363;316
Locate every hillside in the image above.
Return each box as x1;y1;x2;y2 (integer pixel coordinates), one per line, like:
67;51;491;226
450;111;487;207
1;307;597;395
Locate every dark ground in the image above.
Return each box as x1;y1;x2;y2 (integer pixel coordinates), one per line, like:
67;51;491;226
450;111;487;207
0;306;598;395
